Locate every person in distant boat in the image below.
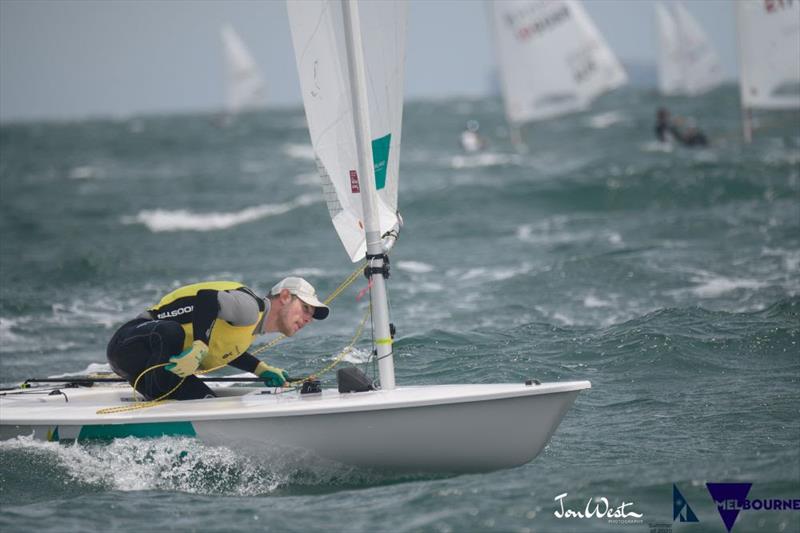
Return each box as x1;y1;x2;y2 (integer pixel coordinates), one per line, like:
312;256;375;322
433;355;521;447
460;120;488;153
106;277;329;401
655;107;709;147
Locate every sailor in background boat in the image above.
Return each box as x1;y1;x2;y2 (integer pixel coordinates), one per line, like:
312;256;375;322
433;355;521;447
655;107;709;148
106;277;329;400
460;120;488;153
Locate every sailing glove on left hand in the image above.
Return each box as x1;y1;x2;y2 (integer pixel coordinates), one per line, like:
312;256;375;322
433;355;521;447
255;361;289;387
165;340;209;378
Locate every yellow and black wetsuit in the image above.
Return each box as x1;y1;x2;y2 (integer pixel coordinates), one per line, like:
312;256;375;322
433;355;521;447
106;281;268;400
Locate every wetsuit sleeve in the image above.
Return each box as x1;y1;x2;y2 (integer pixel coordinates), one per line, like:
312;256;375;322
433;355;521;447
228;351;261;374
216;289;260;326
192;290;220;345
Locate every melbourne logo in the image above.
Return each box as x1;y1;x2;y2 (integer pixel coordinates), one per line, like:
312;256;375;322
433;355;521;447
706;482;800;532
553;492;643;524
673;484;699;522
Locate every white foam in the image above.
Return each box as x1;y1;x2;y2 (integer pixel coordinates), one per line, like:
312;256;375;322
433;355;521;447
587;110;626;129
450;152;521;169
0;317;23;343
583;294;613;308
282;143;315;160
68;166;99;180
52;296;131;329
122;194;320;232
449;263;532;283
49;363;114;378
396;260;435;274
0;435;283;495
340;347;372;364
641;141;674;153
401;281;445;295
275;267;328;279
552;312;575;326
690;276;768;298
517;221;619;247
762;247;800;272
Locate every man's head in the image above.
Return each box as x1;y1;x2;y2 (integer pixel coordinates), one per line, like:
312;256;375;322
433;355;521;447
264;277;329;337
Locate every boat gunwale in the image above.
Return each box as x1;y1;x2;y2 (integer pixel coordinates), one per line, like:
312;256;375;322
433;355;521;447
0;381;591;426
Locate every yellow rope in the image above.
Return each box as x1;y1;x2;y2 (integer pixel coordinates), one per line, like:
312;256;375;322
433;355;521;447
302;305;371;382
96;262;367;415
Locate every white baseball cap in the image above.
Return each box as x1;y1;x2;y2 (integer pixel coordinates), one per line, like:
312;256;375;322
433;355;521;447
269;277;329;320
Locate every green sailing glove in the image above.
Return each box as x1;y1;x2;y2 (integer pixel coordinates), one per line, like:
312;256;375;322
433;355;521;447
255;361;289;387
165;340;209;378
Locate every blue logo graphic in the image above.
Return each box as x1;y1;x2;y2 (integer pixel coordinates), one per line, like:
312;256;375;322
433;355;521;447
673;484;699;522
706;483;752;533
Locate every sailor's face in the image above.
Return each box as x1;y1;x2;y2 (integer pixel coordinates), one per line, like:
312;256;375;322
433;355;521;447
277;294;314;336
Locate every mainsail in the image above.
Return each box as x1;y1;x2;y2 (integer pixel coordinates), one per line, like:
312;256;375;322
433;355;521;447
220;24;267;115
287;0;405;262
656;1;723;96
489;0;628;125
736;0;800;111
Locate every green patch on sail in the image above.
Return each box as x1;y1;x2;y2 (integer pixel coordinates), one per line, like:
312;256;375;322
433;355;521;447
372;134;391;190
76;421;196;440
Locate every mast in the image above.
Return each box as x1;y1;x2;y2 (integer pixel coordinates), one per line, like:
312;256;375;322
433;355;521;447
341;0;396;390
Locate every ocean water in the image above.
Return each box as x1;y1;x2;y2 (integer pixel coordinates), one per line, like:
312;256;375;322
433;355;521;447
1;86;798;532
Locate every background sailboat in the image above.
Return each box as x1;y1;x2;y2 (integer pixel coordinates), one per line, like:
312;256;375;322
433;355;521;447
655;1;723;96
220;23;267;117
489;0;627;145
736;0;800;142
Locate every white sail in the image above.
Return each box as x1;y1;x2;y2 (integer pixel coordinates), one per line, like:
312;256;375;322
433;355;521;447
490;0;627;125
656;2;683;95
220;24;267;114
736;0;800;110
656;2;723;96
287;0;405;262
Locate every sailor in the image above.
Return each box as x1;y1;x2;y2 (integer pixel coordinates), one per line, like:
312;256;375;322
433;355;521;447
655;107;709;147
460;120;488;153
106;277;329;400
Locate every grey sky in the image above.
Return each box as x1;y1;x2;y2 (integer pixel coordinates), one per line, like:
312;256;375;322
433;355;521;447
0;0;738;122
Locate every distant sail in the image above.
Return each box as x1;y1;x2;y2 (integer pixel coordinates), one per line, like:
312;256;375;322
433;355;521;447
736;0;800;110
287;1;406;262
490;0;627;125
220;24;266;114
656;2;723;96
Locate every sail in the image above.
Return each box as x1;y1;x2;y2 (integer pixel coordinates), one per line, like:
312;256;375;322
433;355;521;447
656;2;683;95
287;0;405;262
656;2;723;96
490;0;627;125
737;0;800;109
220;24;266;114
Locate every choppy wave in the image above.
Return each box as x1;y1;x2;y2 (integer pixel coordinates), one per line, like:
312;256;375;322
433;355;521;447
121;193;320;232
0;434;435;502
586;110;626;129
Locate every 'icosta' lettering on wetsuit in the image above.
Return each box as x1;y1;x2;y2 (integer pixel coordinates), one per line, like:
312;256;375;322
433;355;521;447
156;306;193;319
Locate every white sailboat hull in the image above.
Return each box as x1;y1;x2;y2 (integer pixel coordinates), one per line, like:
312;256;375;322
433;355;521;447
0;381;590;472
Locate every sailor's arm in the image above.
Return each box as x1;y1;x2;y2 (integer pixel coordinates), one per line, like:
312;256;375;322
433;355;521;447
216;289;289;386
